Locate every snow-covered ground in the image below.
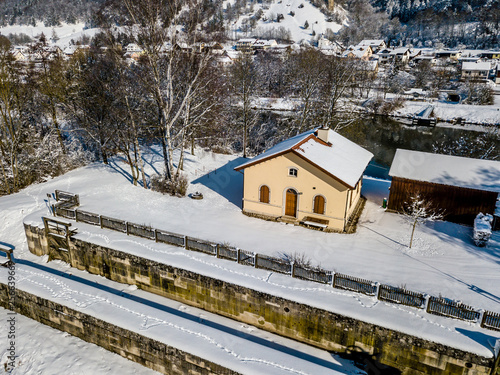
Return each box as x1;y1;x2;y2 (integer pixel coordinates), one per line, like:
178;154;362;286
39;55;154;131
0;22;101;48
226;0;343;43
1;146;500;372
394;98;500;125
0;306;159;375
0;263;363;375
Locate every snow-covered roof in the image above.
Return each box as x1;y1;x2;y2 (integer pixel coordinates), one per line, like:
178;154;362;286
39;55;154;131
389;149;500;193
358;39;385;47
237;38;257;44
235;129;373;188
462;61;491;71
389;47;410;55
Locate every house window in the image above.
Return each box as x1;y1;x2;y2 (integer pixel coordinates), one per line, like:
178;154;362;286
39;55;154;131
288;168;298;177
259;185;270;203
313;195;325;215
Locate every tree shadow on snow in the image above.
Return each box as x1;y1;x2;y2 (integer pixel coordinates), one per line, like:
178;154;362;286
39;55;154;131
191;157;246;208
401;222;500;306
100;158;150;189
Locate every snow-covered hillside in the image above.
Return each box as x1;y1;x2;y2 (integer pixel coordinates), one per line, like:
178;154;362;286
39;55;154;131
0;22;100;48
226;0;344;43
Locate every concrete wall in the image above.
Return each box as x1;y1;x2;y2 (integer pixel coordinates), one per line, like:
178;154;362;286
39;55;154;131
0;283;240;375
25;223;499;375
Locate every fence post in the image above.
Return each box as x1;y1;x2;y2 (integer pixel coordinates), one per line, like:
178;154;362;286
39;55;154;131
237;248;241;264
423;294;431;312
291;261;295;278
332;272;337;288
216;244;220;258
254;253;259;268
126;222;130;235
426;295;433;314
375;281;380;299
478;309;485;327
377;283;383;301
99;215;103;229
184;236;188;249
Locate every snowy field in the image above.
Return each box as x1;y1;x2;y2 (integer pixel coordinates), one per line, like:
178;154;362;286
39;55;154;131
0;22;101;48
1;146;500;372
225;0;343;43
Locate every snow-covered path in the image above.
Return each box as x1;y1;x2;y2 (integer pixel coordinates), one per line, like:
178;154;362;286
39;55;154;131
0;259;362;375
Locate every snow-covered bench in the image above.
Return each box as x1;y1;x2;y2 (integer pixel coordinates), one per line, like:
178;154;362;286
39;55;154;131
301;216;329;230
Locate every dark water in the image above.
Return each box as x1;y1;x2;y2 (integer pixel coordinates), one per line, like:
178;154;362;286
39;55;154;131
337;116;500;178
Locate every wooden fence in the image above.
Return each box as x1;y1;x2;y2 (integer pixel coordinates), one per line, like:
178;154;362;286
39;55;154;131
256;254;291;274
378;285;426;309
100;216;127;233
156;229;185;247
238;249;255;266
481;311;500;331
127;223;155;240
218;245;238;261
427;297;480;322
293;265;332;284
50;191;500;333
333;273;377;296
186;237;218;255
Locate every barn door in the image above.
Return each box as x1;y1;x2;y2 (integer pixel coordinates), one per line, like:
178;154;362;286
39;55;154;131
285;189;298;217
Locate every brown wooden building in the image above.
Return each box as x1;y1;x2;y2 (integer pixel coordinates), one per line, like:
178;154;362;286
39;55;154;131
388;149;500;224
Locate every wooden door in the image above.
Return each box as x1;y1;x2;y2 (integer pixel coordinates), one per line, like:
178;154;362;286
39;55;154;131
285;189;298;217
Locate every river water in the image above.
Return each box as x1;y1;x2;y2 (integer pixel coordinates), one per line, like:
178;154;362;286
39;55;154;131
337;116;500;179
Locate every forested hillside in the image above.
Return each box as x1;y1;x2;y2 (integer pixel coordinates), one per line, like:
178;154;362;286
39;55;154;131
0;0;104;26
370;0;500;47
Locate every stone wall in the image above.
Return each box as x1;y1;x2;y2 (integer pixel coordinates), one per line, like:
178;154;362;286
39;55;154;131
0;283;240;375
24;223;499;375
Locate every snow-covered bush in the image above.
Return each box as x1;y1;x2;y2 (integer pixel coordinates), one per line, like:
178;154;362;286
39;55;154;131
279;252;313;268
151;173;189;197
473;213;493;247
460;82;494;105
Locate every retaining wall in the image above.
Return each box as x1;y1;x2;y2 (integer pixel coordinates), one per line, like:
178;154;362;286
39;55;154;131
24;222;500;375
0;283;239;375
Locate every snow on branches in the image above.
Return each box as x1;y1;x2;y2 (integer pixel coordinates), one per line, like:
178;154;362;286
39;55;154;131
401;193;443;249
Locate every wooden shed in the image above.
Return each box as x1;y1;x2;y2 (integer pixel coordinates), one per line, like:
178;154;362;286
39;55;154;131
388;149;500;224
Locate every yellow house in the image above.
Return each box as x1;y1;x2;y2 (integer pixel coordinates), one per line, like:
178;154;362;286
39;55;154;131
234;128;373;232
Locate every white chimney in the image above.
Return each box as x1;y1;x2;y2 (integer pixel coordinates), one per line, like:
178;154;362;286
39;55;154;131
316;127;330;143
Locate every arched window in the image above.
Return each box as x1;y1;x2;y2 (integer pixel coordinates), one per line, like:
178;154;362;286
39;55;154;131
313;195;325;215
259;185;270;203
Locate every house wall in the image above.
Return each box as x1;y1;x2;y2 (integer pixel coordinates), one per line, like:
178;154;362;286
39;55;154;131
242;152;361;231
22;223;499;375
387;177;498;223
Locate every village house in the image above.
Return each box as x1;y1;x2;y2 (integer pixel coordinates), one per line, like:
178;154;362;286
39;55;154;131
461;61;491;81
235;38;257;53
388;149;500;224
342;45;373;61
480;51;500;59
357;39;386;53
234;128;373;232
435;49;462;60
389;47;411;65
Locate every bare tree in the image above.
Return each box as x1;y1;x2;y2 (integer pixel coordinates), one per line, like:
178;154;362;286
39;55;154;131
402;193;443;249
287;47;326;133
121;0;213;180
229;52;259;158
